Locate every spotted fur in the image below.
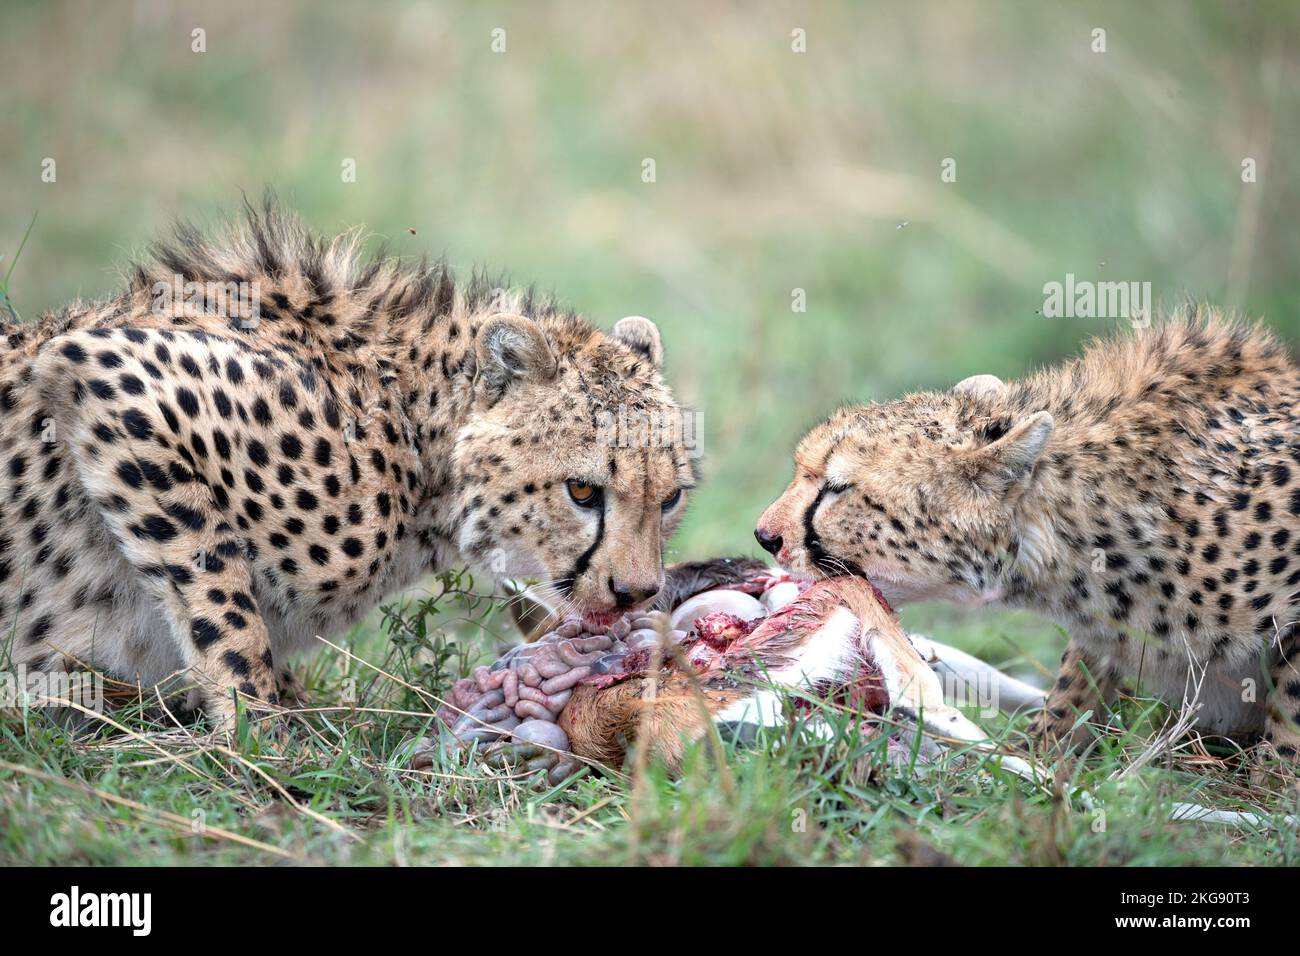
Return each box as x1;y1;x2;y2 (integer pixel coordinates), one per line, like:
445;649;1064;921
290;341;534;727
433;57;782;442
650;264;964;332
758;311;1300;762
0;202;695;731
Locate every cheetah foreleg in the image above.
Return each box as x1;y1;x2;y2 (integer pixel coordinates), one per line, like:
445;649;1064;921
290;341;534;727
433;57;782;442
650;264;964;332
1026;637;1118;751
1261;629;1300;769
36;330;281;737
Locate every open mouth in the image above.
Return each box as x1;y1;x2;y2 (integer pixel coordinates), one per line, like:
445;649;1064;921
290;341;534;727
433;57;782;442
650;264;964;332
805;538;868;581
772;531;866;584
785;546;912;606
580;608;625;629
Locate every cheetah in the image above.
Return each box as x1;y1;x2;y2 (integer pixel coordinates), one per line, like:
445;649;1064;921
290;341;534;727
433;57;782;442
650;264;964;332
0;203;696;733
755;311;1300;764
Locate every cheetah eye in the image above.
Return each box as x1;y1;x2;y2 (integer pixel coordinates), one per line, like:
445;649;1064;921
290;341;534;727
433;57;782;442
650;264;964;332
661;488;683;511
823;479;852;495
566;479;601;508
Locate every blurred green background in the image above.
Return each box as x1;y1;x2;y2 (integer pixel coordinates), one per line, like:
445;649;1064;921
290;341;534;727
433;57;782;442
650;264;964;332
2;1;1297;655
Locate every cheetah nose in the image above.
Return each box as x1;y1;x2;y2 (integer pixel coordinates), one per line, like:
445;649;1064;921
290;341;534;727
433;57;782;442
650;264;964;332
609;578;660;608
754;527;783;556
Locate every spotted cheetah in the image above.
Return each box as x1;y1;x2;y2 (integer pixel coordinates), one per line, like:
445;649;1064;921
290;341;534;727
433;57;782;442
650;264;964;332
0;203;695;733
756;312;1300;764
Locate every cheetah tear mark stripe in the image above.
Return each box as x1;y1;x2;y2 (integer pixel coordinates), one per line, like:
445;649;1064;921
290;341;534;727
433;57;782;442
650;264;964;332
803;485;848;574
559;366;614;594
803;485;866;579
801;434;860;576
561;504;605;596
802;484;829;563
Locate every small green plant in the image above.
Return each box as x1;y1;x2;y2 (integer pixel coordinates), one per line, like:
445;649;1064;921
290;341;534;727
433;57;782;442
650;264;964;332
377;568;509;712
0;212;37;323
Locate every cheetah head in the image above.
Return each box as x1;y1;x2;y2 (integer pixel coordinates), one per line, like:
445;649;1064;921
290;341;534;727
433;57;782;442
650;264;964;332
454;313;696;626
755;374;1053;607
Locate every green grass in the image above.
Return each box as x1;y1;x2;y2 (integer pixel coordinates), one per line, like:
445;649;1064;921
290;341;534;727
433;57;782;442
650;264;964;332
4;581;1298;867
0;212;36;322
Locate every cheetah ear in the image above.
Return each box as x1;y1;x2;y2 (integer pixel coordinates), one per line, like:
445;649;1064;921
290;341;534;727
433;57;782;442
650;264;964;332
949;374;1004;397
976;410;1054;487
611;316;663;369
475;313;557;396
